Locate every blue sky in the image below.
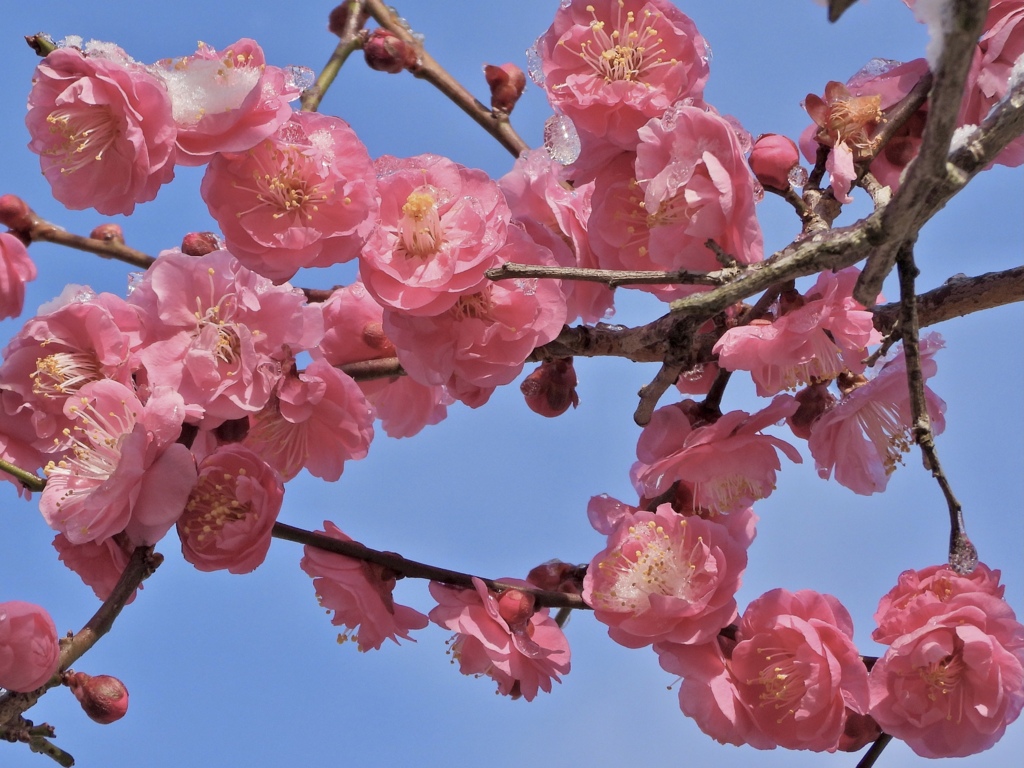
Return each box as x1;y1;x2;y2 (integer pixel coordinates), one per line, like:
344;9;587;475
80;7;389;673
1;1;1021;767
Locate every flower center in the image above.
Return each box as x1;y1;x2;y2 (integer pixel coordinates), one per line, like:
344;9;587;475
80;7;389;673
44;105;120;175
236;143;331;221
570;2;675;83
32;350;103;398
750;645;807;722
181;468;250;545
921;652;966;722
398;186;445;258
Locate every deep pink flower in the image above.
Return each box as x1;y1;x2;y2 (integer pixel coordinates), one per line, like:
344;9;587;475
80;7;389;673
535;0;709;151
177;444;283;574
731;589;870;752
300;521;428;651
359;154;510;316
53;533;139;604
428;577;570;701
153;38;297;166
0;601;60;692
201;111;378;283
713;268;881;397
244;359;374;482
583;504;752;648
39;380;197;546
632;397;802;514
868;597;1024;757
26;45;176;215
0;233;37;320
807;333;946;495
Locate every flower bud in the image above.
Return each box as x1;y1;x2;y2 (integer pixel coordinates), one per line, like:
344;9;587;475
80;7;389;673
89;223;124;243
363;29;418;74
181;231;223;257
526;560;585;595
0;194;33;235
836;710;881;752
788;381;836;439
65;672;129;724
520;358;579;418
748;134;801;191
328;3;369;37
497;589;535;629
361;321;397;356
484;63;526;114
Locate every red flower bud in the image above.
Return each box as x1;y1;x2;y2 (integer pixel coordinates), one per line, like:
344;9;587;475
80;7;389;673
788;381;836;439
89;223;124;243
0;194;34;235
328;3;369;37
837;710;881;752
520;358;579;418
66;672;129;724
484;63;526;114
361;321;397;356
748;134;801;191
181;231;223;257
526;560;585;595
497;589;535;629
363;29;418;74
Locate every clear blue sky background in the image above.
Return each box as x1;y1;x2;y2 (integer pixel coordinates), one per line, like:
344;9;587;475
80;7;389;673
1;2;1021;767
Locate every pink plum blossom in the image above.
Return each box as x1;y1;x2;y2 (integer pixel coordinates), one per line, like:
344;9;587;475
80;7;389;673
713;268;881;397
53;533;139;604
583;503;752;648
244;359;374;482
535;0;709;152
153;38;297;166
729;589;870;752
26;45;176;215
868;578;1024;758
0;601;61;692
300;521;428;651
201;111;378;282
0;233;37;320
632;397;801;514
128;249;323;424
428;577;570;701
318;282;451;438
807;332;946;495
359;154;510;316
39;380;197;546
177;444;283;574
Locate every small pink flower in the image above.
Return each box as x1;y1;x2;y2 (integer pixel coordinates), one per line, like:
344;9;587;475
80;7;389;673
535;0;709;151
201;111;378;283
713;268;881;397
632;397;802;514
26;45;176;215
0;601;61;692
244;359;374;482
583;504;752;648
731;589;870;752
153;38;297;166
748;133;801;190
53;534;139;604
300;521;428;651
0;233;36;320
177;444;283;574
359;154;510;316
807;332;946;495
428;577;570;701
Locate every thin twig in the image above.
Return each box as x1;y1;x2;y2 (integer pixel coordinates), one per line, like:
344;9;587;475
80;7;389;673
856;733;893;768
25;214;154;270
300;0;369;112
486;261;740;288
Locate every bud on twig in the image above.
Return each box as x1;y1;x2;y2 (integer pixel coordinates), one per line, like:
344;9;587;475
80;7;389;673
65;672;130;724
89;223;124;244
363;29;418;74
484;63;526;114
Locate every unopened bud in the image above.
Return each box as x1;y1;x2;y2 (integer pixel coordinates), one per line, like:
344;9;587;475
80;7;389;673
363;29;418;74
497;589;535;629
361;321;397;356
89;223;124;243
65;672;129;724
526;560;585;595
837;710;881;752
0;194;33;235
520;358;579;418
748;134;801;191
328;3;369;37
484;63;526;114
788;381;836;439
181;231;223;257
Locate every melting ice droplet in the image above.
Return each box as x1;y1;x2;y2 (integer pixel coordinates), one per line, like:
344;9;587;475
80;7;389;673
285;65;315;92
526;40;545;87
543;115;580;165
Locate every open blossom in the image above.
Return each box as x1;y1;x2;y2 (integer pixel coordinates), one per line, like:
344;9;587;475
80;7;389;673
0;601;61;692
128;249;323;423
0;232;37;320
428;577;570;701
53;533;139;604
201;111;378;283
534;0;710;152
153;38;297;166
244;359;374;482
26;45;176;215
632;397;801;514
713;268;881;397
807;333;946;495
359;154;510;316
177;444;283;574
583;504;753;648
868;567;1024;758
39;380;197;546
300;521;428;651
